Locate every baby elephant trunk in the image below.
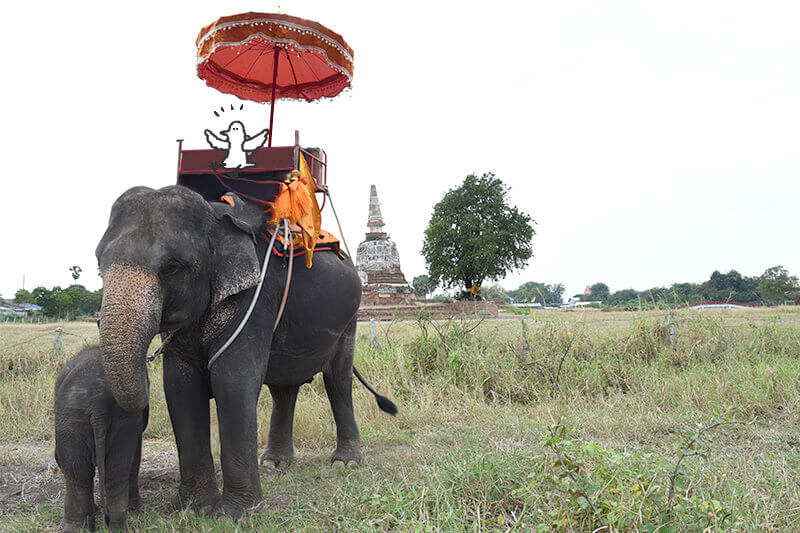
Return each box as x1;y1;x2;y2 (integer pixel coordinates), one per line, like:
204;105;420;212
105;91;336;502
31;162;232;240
99;263;161;413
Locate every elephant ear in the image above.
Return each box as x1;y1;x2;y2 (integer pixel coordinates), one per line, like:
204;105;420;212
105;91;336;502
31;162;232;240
210;193;264;307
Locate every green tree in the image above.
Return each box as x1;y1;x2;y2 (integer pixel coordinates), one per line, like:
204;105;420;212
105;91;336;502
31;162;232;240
28;285;102;318
703;270;759;302
14;289;36;304
483;283;510;302
509;281;564;306
759;265;798;305
422;173;534;296
585;282;609;302
70;265;82;284
412;274;436;298
607;288;639;307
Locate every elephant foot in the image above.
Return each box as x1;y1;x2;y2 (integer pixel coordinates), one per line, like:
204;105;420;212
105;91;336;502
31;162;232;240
217;494;262;521
60;514;95;532
330;441;362;466
259;444;294;467
106;516;127;532
62;484;96;532
260;460;287;476
332;459;360;469
171;480;220;514
128;494;141;512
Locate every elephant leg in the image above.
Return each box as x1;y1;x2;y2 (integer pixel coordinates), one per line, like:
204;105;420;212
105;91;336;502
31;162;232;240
163;354;219;511
260;384;299;466
323;325;362;464
212;369;263;519
127;432;143;511
103;426;140;531
56;438;96;532
61;480;96;532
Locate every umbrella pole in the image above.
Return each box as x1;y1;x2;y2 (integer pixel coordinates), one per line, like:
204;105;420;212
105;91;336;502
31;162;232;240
268;47;280;147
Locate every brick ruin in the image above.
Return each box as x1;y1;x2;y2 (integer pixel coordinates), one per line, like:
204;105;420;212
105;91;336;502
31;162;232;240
356;185;414;306
354;185;499;320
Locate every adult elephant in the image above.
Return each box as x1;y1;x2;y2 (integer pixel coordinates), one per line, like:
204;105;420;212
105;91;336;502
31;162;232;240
96;185;394;518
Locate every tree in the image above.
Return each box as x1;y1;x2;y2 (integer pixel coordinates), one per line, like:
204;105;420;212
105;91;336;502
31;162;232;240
422;173;534;295
759;265;798;305
14;289;36;304
508;281;565;306
587;282;609;302
483;283;510;302
607;288;639;307
27;285;102;318
412;274;436;298
703;269;759;302
70;265;82;284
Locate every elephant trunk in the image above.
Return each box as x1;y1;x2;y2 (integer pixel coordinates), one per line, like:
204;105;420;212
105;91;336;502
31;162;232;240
99;263;162;412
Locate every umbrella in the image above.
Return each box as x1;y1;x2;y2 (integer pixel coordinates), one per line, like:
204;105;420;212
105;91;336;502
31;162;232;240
196;12;354;146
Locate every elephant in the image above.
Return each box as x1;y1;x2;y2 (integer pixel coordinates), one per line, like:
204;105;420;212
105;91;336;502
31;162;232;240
95;185;395;519
54;345;148;531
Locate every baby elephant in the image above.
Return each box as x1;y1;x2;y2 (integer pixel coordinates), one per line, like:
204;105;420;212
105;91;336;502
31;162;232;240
54;346;148;531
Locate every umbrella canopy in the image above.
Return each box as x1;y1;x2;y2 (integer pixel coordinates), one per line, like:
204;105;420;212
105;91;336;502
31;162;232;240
196;12;354;104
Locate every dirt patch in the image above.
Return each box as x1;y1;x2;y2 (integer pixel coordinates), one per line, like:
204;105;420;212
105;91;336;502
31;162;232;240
0;464;63;511
0;439;297;515
0;441;179;514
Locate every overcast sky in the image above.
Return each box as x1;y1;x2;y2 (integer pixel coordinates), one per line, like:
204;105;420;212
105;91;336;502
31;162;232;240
1;1;798;300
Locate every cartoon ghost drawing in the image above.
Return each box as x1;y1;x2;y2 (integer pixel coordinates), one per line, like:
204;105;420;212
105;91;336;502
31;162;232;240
204;121;269;168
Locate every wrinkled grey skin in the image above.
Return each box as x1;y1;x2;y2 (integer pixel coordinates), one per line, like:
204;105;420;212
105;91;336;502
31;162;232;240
54;346;148;532
95;186;362;519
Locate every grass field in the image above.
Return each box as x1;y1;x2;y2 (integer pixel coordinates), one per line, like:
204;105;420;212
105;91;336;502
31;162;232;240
1;307;799;531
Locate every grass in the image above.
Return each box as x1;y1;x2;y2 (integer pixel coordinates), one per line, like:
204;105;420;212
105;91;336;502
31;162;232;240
1;308;800;530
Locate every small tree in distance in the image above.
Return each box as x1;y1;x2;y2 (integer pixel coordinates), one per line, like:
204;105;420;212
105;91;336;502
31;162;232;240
70;265;82;285
587;282;610;302
14;289;36;304
412;274;436;299
422;173;534;298
759;265;798;305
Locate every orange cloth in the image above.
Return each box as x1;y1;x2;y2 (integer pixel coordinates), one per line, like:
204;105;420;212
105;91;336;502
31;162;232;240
268;154;322;268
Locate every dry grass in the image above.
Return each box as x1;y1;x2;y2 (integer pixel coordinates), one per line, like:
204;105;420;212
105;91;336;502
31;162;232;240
1;308;800;530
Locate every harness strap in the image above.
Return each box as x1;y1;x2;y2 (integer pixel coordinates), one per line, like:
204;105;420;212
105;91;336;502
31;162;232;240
273;221;293;332
207;220;284;370
323;188;351;257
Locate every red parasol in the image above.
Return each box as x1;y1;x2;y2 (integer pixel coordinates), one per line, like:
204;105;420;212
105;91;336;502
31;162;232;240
196;12;354;146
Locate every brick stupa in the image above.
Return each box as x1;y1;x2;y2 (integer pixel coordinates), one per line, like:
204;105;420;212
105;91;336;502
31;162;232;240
356;185;412;305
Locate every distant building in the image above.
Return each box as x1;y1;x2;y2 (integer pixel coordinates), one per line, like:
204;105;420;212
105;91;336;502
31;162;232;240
0;302;41;317
356;185;412;305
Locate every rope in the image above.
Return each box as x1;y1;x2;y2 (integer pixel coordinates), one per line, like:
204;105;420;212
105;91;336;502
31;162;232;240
324;190;351;258
61;331;91;344
207;220;282;370
146;331;175;362
211;173;277;207
0;332;52;352
273;220;293;332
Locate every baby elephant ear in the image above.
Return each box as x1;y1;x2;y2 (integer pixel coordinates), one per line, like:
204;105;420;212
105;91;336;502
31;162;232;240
210;193;264;307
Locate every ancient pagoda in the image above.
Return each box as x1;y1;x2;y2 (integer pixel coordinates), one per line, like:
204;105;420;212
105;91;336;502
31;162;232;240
356;185;412;305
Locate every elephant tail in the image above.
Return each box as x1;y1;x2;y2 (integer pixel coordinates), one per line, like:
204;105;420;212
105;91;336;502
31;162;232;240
91;415;109;526
353;367;398;415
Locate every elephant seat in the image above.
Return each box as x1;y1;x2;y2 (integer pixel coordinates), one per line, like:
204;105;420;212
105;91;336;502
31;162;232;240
176;134;326;209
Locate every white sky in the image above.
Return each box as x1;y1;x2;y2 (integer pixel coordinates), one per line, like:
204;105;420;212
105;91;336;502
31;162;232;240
2;1;798;299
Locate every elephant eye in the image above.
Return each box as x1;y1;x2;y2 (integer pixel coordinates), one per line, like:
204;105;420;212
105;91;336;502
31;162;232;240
161;260;184;277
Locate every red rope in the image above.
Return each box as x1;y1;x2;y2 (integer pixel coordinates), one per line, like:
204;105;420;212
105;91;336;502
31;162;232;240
212;173;274;207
